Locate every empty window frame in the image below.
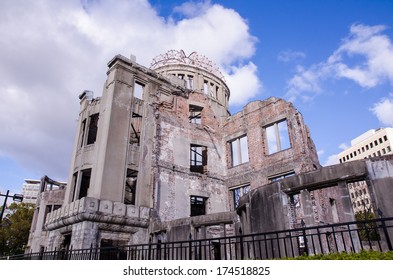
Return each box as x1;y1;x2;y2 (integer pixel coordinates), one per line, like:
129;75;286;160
71;172;78;202
134;81;145;100
86;113;99;145
190;144;207;174
229;135;249;166
190;196;207;216
186;75;194;89
130;112;142;145
265;119;291;154
189;105;203;124
78;119;86;148
78;169;91;200
124;169;137;205
231;184;250;209
203;80;209;95
269;171;295;182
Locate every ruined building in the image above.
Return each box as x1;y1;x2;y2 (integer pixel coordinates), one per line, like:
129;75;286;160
33;50;322;251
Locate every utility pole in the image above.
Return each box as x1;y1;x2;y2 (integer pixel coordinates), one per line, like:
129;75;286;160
0;190;24;224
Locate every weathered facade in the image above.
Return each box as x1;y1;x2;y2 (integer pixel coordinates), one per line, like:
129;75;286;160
32;50;322;252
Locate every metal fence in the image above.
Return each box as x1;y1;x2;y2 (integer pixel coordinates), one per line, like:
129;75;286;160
4;217;393;260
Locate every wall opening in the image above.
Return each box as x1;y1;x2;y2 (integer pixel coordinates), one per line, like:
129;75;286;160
78;119;86;148
190;144;207;174
134;81;145;100
265;119;291;154
78;169;91;199
130;112;142;145
190;196;207;216
124;169;137;205
231;184;250;210
229;135;249;166
86;113;99;145
189;105;203;124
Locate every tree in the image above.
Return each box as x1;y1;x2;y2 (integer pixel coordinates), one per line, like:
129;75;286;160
0;202;35;257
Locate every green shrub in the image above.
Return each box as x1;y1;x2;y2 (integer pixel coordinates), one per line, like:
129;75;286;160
283;250;393;260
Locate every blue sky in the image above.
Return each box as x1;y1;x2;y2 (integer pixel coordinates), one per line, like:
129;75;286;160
1;0;393;195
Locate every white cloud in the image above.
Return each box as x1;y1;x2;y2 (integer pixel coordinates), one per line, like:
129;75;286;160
0;0;260;182
339;143;350;150
226;62;262;105
370;94;393;127
323;154;339;166
277;50;306;63
285;24;393;102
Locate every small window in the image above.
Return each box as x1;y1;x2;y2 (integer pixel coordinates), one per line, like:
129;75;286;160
362;147;365;152
124;169;137;205
384;135;388;141
203;80;209;94
134;81;144;99
187;75;194;89
79;119;86;148
379;138;383;144
130;112;142;145
374;140;378;146
231;184;250;209
78;169;91;200
370;142;374;148
366;145;369;150
269;171;295;182
189;105;203;124
229;135;249;166
265;119;291;154
190;144;207;174
387;146;391;152
190;196;207;216
87;114;99;145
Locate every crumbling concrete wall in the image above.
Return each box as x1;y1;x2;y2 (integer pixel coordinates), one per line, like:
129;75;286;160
224;98;320;191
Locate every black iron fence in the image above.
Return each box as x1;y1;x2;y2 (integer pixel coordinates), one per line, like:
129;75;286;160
4;217;393;260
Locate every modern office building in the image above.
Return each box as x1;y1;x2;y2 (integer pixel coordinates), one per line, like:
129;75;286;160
338;128;393;213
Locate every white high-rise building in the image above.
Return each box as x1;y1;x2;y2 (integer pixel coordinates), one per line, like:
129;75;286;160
21;179;41;204
338;127;393;214
338;128;393;163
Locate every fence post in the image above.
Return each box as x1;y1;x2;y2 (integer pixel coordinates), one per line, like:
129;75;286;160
380;219;393;251
301;219;309;256
148;237;152;260
189;233;192;260
239;227;244;260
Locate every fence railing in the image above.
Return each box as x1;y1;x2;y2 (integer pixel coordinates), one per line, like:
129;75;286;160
3;217;393;260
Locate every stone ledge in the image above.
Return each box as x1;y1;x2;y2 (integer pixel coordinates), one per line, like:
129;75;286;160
45;197;151;230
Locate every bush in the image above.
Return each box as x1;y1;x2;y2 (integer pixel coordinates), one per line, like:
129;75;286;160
284;250;393;260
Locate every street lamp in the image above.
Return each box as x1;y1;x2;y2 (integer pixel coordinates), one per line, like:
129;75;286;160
0;190;24;224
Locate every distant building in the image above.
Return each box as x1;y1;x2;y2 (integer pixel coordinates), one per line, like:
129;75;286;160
22;179;41;204
25;176;66;254
338;128;393;213
339;128;393;163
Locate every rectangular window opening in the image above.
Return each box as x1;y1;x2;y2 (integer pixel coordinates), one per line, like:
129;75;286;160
86;113;99;145
190;196;207;216
130;112;142;145
124;169;137;205
187;75;194;89
265;119;291;154
229;135;249;167
79;119;86;148
269;171;295;182
190;144;207;174
189;105;203;124
134;81;145;100
231;184;250;210
78;169;91;200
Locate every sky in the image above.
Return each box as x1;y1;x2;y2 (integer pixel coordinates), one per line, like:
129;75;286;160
1;0;393;195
